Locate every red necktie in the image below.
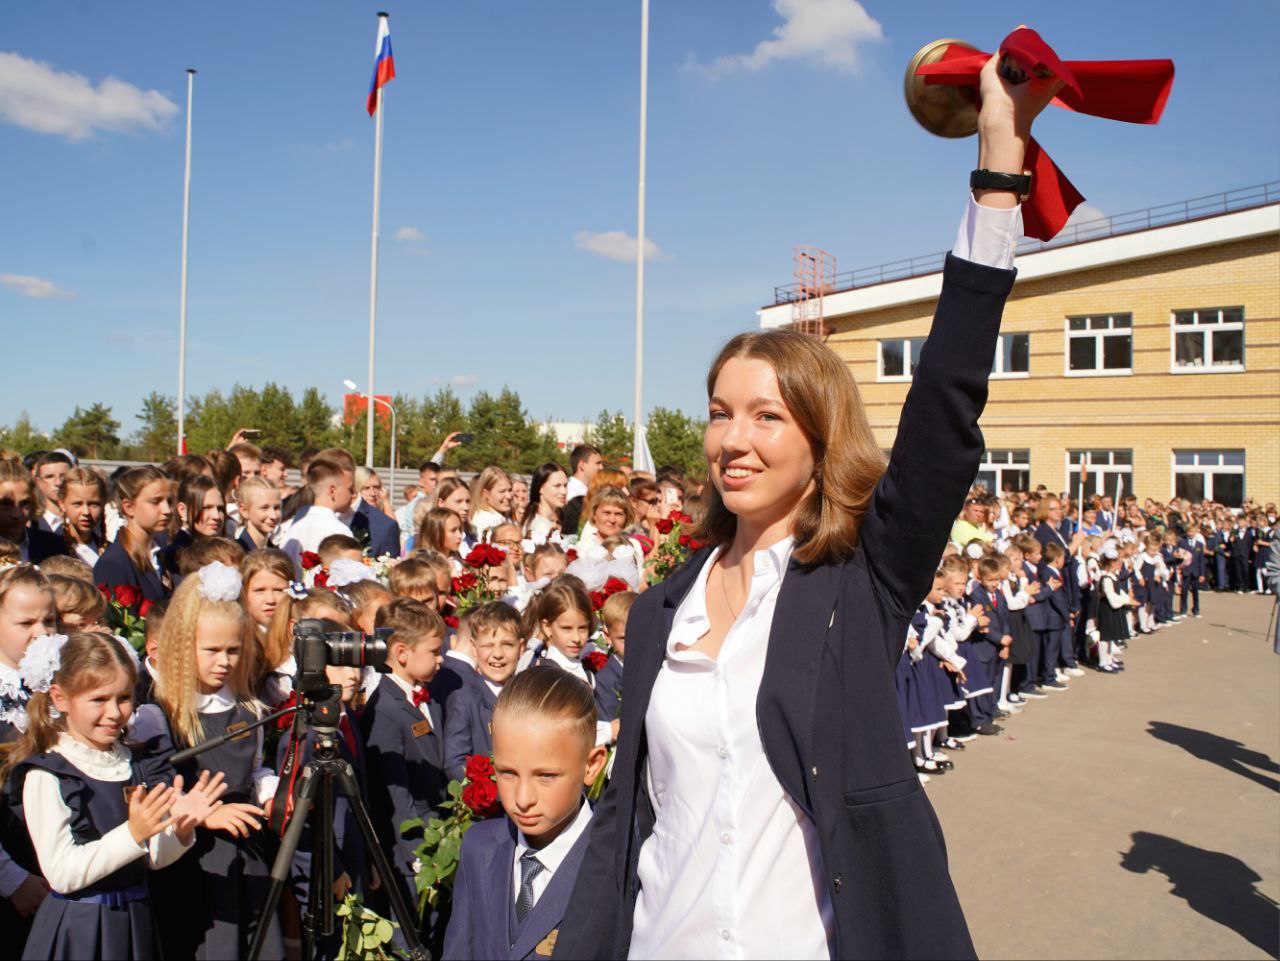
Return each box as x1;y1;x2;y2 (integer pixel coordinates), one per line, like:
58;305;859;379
338;712;358;758
915;27;1174;240
412;685;431;708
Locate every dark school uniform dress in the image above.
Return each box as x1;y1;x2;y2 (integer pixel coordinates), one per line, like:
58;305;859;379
442;811;594;961
1006;578;1035;667
904;611;948;735
141;701;284;961
93;539;168;604
12;751;157;961
0;708;41;950
236;529;261;554
1097;574;1131;645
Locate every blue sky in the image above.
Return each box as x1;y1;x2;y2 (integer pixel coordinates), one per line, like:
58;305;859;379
2;1;1278;437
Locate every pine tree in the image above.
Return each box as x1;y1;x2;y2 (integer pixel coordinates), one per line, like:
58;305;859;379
134;392;177;461
646;407;705;478
0;412;49;454
587;410;632;467
55;403;122;459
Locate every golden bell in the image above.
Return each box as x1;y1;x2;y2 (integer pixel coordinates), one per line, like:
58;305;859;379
904;38;980;138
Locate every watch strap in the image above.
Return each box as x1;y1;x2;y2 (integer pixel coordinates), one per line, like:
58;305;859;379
970;168;1032;199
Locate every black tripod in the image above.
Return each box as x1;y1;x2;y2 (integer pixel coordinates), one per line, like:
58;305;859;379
248;691;429;961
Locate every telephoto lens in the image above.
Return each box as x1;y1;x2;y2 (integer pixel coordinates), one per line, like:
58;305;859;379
323;627;390;670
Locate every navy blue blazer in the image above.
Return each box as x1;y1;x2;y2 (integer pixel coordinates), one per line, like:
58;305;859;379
966;585;1009;653
1035;563;1070;629
429;655;470;708
443;673;497;783
21;525;69;564
92;538;167;602
592;654;624;724
444;812;593;961
1177;537;1206;579
1228;526;1253;559
360;677;448;877
553;253;1011;961
352;500;402;559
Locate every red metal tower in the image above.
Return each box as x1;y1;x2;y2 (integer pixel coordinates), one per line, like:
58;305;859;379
791;245;836;340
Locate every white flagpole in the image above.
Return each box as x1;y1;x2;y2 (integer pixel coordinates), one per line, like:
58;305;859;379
177;68;195;455
632;0;650;464
365;12;389;470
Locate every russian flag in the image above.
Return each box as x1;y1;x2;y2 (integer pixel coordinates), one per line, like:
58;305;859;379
366;15;395;116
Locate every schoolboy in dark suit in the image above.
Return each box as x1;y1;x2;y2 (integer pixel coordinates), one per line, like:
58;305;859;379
1036;542;1071;689
967;556;1011;714
1228;516;1253;592
1177;528;1207;617
442;667;608;961
360;598;448;921
444;602;521;781
593;592;633;724
351;498;402;559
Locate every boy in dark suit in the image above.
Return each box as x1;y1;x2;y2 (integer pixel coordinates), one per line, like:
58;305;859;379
1228;516;1253;593
1177;528;1207;617
1036;542;1071;690
443;667;608;960
967;557;1012;714
594;592;632;724
360;597;448;922
444;602;522;781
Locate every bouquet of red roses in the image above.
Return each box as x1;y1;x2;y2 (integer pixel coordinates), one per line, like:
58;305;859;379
451;545;508;614
648;510;705;585
588;575;631;614
404;753;502;914
97;584;152;654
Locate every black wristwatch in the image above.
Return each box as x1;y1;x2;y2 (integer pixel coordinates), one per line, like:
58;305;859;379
970;169;1032;201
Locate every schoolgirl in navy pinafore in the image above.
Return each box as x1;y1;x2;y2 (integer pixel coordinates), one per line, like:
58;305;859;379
11;740;189;960
1098;573;1131;645
0;690;40;949
140;698;284;960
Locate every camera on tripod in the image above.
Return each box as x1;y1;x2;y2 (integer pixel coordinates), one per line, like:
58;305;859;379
292;617;392;701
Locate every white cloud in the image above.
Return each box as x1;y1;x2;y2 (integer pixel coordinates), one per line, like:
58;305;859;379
431;373;479;388
0;273;75;300
697;0;883;75
395;226;426;243
324;137;356;152
1065;201;1107;226
0;52;179;141
574;230;667;263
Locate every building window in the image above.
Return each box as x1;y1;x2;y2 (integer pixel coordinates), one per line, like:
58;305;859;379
878;337;925;381
1066;314;1132;376
1173;450;1245;507
976;449;1030;494
1066;449;1132;500
1171;307;1245;372
991;333;1030;378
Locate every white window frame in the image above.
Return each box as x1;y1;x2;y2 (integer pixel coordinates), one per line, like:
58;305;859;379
1065;449;1133;501
976;449;1031;494
877;336;925;383
1171;450;1246;506
991;332;1031;379
1169;307;1245;374
1064;313;1133;377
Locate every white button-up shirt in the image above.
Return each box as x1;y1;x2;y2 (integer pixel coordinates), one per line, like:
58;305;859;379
630;535;834;960
512;799;593;911
277;505;353;577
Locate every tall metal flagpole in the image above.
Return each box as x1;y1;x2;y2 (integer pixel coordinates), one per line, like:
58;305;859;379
177;68;195;455
633;0;650;461
365;12;389;470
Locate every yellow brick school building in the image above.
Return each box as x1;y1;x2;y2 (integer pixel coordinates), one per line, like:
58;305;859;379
759;186;1280;507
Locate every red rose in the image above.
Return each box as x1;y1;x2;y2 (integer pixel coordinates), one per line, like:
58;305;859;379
452;572;479;594
463;546;489;569
299;551;322;571
313;570;330;589
679;513;693;524
443;615;460;630
602;577;629;596
462;777;501;818
97;583;112;600
678;533;690;548
138;599;154;618
666;509;683;522
656;518;673;535
688;538;707;551
583;651;608;673
112;584;142;609
274;692;299;730
565;549;578;563
464;754;495;781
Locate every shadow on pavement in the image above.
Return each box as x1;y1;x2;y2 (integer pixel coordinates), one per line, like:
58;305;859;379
1147;721;1280;793
1121;832;1280;959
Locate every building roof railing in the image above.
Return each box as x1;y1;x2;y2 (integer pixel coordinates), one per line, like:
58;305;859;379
771;181;1280;306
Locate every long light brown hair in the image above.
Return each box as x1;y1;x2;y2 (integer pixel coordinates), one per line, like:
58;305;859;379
156;575;261;748
696;329;886;566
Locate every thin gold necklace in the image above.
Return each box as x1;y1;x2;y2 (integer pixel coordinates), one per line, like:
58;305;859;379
719;560;741;621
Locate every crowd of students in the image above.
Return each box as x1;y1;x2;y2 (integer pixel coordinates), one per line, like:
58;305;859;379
0;437;1270;959
897;487;1276;781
